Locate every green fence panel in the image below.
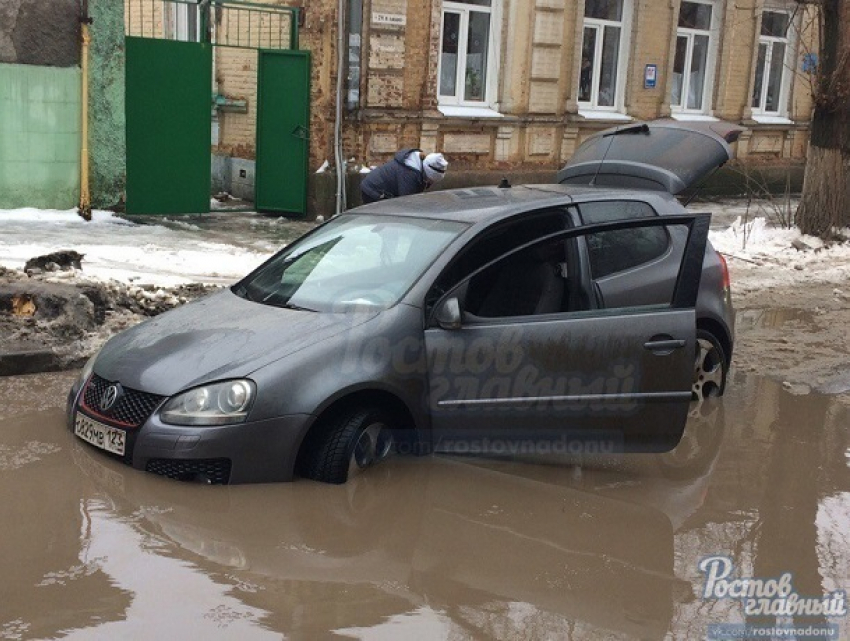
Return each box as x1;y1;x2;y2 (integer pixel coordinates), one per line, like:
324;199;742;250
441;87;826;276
255;50;310;216
125;37;211;215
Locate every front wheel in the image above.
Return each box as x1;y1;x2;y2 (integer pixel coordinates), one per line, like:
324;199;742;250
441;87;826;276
303;407;394;484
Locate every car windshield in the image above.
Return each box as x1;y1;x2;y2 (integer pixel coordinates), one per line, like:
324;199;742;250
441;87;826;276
235;214;467;312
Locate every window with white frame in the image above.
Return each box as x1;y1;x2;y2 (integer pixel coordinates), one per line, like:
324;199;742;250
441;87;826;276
438;0;497;106
578;0;630;111
164;1;200;42
671;0;718;114
752;9;792;114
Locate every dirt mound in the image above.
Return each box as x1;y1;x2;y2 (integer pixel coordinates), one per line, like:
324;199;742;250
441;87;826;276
0;267;221;375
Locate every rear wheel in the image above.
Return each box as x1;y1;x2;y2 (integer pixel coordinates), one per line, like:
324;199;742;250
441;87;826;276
693;329;727;401
304;407;394;484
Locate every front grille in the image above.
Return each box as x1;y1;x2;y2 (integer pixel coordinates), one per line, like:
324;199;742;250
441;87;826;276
145;458;232;485
82;374;165;428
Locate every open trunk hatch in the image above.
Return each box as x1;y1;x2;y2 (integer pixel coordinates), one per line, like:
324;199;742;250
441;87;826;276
557;120;745;195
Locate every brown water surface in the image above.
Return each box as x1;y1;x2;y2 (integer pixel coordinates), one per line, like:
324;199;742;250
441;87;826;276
1;371;848;640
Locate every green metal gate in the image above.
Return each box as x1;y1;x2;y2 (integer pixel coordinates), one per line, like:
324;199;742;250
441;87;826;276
125;37;212;215
255;50;311;216
124;0;307;216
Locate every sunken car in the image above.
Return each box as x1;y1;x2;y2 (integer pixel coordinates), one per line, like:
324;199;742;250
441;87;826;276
67;120;736;484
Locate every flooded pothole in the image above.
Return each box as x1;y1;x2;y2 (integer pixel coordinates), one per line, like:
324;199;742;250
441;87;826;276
736;307;817;330
1;371;849;639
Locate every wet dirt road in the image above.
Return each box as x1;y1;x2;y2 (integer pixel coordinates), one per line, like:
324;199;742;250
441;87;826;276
1;370;849;640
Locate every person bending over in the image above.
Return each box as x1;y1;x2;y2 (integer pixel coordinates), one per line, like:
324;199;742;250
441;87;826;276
360;149;448;204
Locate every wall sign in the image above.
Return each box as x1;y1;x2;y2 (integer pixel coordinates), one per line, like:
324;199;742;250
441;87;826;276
372;13;406;27
802;53;818;73
644;64;657;89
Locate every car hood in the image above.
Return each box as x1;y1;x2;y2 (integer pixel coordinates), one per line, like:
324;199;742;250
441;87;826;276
94;289;377;396
558;120;745;195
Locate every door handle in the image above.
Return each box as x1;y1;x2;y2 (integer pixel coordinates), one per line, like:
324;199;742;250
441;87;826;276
291;124;309;140
643;338;686;353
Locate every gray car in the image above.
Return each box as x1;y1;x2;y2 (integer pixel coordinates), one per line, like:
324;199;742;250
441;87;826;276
66;121;735;485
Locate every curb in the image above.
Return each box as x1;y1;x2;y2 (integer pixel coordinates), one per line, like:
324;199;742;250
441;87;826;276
0;350;82;377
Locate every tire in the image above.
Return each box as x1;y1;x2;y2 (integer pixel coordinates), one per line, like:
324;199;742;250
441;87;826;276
303;407;394;484
693;329;727;401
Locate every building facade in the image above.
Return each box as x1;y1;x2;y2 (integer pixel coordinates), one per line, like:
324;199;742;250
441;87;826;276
210;0;816;198
4;0;816;214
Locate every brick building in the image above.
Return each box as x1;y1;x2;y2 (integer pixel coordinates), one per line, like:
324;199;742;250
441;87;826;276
119;0;817;215
205;0;816;200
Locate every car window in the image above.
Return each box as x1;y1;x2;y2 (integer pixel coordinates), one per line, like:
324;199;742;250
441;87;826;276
450;220;693;322
577;201;669;279
463;236;570;318
427;208;570;311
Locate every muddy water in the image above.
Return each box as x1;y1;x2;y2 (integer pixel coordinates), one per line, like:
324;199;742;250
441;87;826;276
1;371;849;640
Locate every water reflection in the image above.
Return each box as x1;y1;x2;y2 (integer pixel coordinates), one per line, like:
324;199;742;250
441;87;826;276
0;371;848;639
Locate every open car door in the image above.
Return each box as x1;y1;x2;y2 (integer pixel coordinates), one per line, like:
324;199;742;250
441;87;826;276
424;213;710;454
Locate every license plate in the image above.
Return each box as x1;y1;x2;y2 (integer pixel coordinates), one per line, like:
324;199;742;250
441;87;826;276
74;414;126;456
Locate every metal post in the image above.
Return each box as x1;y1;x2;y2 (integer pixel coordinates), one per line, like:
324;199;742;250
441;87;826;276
291;8;299;50
79;11;93;220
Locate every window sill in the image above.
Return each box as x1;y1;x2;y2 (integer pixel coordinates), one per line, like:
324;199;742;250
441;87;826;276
750;114;793;125
577;109;633;122
670;113;720;122
437;105;504;119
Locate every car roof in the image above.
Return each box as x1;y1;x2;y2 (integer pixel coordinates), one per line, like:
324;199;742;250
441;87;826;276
349;184;678;224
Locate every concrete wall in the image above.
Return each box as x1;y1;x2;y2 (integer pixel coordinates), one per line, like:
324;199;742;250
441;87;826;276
211;154;256;201
1;0;126;210
0;63;81;209
88;0;127;209
0;0;80;67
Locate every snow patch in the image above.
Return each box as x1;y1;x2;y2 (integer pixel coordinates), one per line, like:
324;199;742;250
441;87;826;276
0;208;131;225
708;213;850;294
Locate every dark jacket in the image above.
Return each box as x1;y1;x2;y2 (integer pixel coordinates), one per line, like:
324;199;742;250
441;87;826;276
360;149;426;203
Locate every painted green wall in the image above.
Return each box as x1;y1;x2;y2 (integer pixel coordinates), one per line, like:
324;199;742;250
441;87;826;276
0;63;81;209
88;0;126;209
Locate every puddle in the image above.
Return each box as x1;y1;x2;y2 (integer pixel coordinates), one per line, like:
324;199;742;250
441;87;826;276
736;307;817;330
814;366;850;395
0;371;849;639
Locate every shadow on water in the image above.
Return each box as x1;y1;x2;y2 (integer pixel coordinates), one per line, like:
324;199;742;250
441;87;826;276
0;370;848;639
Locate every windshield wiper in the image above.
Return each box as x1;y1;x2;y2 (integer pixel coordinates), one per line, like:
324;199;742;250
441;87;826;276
278;302;317;312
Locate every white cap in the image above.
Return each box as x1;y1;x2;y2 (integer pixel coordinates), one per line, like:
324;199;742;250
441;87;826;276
423;152;448;183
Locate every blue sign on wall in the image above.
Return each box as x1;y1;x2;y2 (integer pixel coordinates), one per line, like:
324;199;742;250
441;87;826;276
802;53;818;73
644;64;657;89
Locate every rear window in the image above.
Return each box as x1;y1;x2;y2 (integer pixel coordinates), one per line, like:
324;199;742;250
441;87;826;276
578;201;670;278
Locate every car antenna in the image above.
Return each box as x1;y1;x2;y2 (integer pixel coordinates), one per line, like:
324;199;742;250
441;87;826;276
590;122;650;187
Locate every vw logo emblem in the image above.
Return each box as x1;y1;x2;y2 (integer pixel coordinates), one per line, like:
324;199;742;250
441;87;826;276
100;385;121;412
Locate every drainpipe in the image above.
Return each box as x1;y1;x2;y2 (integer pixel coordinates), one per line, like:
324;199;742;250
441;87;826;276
334;0;347;215
78;0;93;221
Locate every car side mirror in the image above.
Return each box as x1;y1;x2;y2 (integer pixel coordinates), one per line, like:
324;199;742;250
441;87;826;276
435;297;462;330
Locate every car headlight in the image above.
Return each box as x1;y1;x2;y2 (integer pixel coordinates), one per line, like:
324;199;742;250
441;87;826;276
160;380;256;426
